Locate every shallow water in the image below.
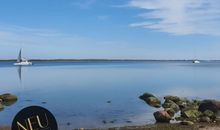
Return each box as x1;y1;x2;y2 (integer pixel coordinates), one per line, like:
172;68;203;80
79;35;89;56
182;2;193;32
0;61;220;129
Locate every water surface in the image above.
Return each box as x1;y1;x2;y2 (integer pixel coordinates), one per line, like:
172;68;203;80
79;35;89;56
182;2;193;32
0;61;220;129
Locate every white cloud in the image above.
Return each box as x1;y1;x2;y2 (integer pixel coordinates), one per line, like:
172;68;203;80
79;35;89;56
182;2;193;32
129;0;220;36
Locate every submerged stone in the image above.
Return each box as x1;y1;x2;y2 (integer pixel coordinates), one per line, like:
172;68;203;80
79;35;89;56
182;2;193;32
153;111;171;123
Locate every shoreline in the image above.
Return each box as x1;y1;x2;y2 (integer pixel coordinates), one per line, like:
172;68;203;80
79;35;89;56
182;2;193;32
1;123;220;130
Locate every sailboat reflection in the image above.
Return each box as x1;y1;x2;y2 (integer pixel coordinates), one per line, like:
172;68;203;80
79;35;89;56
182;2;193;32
17;66;22;83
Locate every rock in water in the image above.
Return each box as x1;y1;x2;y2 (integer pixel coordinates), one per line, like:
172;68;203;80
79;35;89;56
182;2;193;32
199;100;220;113
0;93;17;102
153;111;171;123
139;92;161;108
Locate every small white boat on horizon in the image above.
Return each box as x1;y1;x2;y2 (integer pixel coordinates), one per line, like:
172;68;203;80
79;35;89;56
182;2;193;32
14;49;32;66
192;60;200;64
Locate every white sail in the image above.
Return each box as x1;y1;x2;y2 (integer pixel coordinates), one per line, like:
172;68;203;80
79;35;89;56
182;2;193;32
17;49;22;62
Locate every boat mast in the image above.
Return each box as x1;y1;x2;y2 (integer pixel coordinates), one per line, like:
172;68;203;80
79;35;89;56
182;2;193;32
17;48;22;62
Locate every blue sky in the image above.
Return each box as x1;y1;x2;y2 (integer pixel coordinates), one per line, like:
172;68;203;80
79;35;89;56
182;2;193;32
0;0;220;59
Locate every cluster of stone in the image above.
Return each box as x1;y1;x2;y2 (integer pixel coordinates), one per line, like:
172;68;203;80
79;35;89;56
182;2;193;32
139;92;220;125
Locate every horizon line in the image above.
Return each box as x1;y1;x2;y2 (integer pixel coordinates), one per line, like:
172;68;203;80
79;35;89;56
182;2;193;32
0;59;219;61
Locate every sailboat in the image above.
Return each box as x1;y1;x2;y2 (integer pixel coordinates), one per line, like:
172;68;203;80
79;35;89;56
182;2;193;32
14;49;32;66
192;60;200;64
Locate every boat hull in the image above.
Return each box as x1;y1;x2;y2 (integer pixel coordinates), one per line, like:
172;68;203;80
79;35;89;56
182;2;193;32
192;60;200;64
14;62;32;66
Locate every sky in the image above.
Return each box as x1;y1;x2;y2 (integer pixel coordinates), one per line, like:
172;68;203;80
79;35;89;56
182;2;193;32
0;0;220;60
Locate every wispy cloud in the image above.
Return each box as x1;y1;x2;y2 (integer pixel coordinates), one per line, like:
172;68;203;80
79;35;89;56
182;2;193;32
129;0;220;36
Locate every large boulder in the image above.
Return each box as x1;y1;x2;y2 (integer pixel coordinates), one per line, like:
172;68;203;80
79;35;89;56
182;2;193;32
139;92;161;108
0;93;17;102
153;111;171;123
199;100;220;113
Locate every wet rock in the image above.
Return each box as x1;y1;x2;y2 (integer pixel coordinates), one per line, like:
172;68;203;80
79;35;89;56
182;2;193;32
139;92;161;108
200;116;211;123
199;100;220;113
0;93;17;102
181;109;201;119
153;111;171;123
180;121;194;125
162;100;179;112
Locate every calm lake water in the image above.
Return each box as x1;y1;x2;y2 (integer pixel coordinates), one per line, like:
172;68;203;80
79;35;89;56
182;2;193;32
0;61;220;129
